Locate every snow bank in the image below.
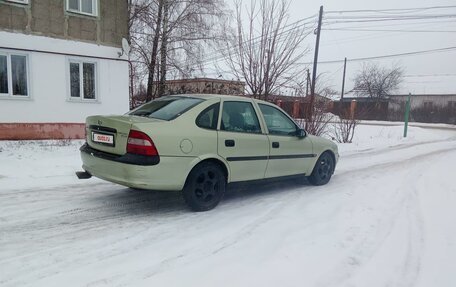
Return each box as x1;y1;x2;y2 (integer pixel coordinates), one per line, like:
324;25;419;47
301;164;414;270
0;140;101;191
338;125;455;155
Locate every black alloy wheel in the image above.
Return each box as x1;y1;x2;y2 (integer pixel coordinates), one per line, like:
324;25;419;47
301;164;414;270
308;152;334;186
183;162;226;211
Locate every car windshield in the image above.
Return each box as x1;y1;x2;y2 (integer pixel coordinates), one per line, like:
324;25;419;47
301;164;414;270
128;97;204;121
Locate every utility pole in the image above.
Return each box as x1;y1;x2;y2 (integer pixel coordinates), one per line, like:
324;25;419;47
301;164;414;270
403;93;411;138
341;57;347;100
306;69;310;96
308;5;323;125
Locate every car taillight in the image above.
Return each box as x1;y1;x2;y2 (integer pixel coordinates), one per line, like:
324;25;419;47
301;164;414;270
127;130;158;156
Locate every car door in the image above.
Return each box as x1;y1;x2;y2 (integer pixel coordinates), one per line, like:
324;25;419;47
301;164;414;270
217;100;269;182
257;103;315;178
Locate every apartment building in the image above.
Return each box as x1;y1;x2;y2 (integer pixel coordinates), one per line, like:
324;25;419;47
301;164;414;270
0;0;129;139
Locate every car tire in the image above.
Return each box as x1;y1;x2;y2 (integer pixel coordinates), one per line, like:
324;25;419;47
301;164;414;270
183;162;226;211
308;152;334;186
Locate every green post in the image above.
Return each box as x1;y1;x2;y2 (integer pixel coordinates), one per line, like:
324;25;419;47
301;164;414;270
403;93;411;138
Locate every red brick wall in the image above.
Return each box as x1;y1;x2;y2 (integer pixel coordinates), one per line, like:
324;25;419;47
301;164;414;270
0;123;85;140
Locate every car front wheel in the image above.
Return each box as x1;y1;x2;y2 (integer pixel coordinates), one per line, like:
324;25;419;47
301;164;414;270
308;152;334;186
183;162;226;211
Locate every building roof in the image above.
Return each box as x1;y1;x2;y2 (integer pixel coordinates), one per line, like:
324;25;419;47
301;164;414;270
340;97;389;102
164;93;276;105
157;78;245;85
389;94;456;97
269;94;333;103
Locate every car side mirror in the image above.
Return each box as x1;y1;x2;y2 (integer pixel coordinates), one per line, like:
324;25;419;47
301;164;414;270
297;128;307;138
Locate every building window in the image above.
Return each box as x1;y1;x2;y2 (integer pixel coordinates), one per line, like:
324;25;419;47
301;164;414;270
68;60;97;100
67;0;98;17
5;0;29;4
0;53;29;98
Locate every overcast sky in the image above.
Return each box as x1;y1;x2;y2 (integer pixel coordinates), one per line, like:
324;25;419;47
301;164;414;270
212;0;456;96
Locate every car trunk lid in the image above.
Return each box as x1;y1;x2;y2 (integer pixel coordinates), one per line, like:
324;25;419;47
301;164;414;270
85;115;163;155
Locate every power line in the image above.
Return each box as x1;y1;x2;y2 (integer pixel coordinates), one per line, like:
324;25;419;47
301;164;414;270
186;10;456;70
326;14;456;19
323;28;456;33
198;20;316;66
321;31;412;47
324;15;456;24
328;63;345;77
131;14;317;67
404;73;456;77
323;19;456;29
403;80;447;83
320;18;456;46
326;5;456;14
172;18;317;71
132;5;456;82
299;46;456;65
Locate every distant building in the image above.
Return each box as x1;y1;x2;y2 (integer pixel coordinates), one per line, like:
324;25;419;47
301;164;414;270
132;78;245;108
0;0;129;140
388;94;456;111
270;94;333;104
163;78;245;96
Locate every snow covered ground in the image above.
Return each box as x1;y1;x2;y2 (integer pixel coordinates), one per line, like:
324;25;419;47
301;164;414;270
0;124;455;287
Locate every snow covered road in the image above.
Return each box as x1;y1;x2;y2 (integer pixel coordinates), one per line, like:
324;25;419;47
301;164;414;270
0;126;455;287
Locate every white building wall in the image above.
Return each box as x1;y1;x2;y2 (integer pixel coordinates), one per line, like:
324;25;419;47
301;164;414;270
0;31;129;123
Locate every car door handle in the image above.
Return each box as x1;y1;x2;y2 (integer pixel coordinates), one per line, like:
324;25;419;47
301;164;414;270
272;142;280;148
225;139;235;147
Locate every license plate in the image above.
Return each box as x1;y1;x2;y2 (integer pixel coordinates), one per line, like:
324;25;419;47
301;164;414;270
92;132;114;146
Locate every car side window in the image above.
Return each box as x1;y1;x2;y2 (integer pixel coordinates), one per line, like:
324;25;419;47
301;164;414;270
196;103;220;130
259;104;298;136
221;101;261;134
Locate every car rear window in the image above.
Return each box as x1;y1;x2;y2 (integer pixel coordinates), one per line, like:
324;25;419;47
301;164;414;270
128;97;204;121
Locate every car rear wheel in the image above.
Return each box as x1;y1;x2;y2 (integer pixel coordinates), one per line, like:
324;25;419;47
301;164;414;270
308;152;334;186
183;162;226;211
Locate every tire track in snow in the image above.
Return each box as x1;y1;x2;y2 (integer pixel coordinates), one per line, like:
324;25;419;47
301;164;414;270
341;136;456;159
138;140;449;286
395;189;425;287
316;148;455;287
336;139;456;177
140;189;304;280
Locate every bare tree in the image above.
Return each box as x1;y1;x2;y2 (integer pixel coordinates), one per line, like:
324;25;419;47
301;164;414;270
129;0;228;102
302;100;333;136
128;0;158;109
332;107;359;143
292;73;337;136
353;62;403;99
223;0;311;101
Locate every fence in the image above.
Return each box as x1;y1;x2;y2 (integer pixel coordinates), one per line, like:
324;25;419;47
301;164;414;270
277;98;455;124
333;100;456;124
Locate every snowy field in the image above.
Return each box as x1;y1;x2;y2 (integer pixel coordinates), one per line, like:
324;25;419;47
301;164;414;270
0;124;455;287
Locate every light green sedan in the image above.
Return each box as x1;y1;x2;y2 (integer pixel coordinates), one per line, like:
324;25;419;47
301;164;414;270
78;94;339;211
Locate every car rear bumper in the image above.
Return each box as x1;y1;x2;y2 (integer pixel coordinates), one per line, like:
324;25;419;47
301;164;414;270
80;144;196;191
80;143;160;166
